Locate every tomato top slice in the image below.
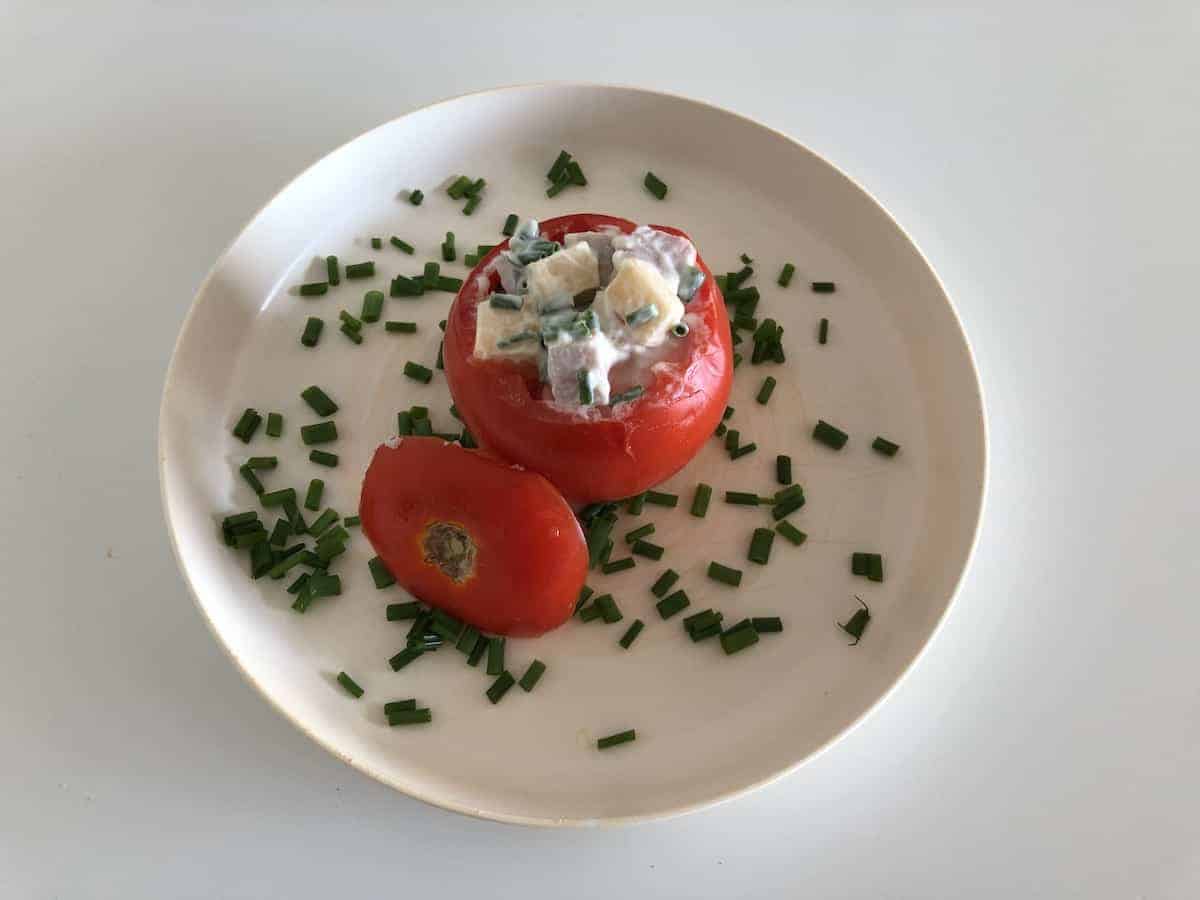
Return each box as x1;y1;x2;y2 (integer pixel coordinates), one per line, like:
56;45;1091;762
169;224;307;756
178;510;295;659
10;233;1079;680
359;437;587;636
443;213;733;503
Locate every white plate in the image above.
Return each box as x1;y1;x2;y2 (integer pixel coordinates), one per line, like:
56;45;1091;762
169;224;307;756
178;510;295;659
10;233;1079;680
159;83;986;826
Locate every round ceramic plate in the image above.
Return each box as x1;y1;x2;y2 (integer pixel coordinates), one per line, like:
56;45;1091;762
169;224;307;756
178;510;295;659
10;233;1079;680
160;83;986;826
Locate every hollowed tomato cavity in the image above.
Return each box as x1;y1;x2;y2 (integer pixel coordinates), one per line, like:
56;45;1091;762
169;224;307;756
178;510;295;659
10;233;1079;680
421;520;476;583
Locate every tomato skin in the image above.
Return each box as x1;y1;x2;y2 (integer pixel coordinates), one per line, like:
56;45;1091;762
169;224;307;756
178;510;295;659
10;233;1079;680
443;213;733;504
359;437;587;636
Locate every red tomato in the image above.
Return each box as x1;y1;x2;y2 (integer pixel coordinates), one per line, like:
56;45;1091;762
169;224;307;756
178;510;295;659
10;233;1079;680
443;213;733;504
359;437;587;636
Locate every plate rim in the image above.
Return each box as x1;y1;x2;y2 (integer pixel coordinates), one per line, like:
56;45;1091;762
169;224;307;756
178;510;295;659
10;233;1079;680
158;80;989;828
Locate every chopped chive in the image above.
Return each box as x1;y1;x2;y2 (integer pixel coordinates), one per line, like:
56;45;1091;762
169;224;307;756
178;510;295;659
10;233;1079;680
385;320;418;333
811;281;836;293
441;231;456;262
610;385;644;404
566;160;587;185
396;411;413;435
409;405;429;420
233;526;267;548
631;539;664;561
618;619;644;649
266;412;284;437
578;602;603;622
303;478;324;511
626;492;647;515
232;408;262;443
462;195;481;215
489;292;523;310
650;569;680;598
724;286;758;306
249;541;274;576
707;561;742;587
867;553;884;582
300;420;338;445
389;236;414;255
851;552;869;576
384;699;417;715
436;275;463;292
463;253;480;267
518;659;547;692
463;177;486;198
421;261;440;289
771;492;806;521
339;323;363;344
412;417;433;436
818;317;829;345
388;646;424;671
361;290;385;323
776;455;792;485
446;175;472;198
267;547;308;580
299;282;328;296
748;528;775;565
577;369;593;405
812;419;848;450
238;464;265;495
595;594;623;623
775;521;807;545
345;261;374;279
753;616;783;634
644;171;668;200
684;609;722;633
778;263;795;287
409;189;424;205
723;406;735;420
546;150;572;182
286;571;309;595
467;638;488;667
429;609;463;642
839;596;870;644
624;304;658;327
486;636;505;676
601;556;635;574
656;589;690;619
715;423;727;438
477;244;497;257
309;450;338;467
774;484;804;505
724;491;762;507
222;510;259;528
307;573;341;599
300;385;338;417
691;483;713;517
756;376;777;405
404;362;433;384
546;174;571;198
283;500;307;535
390;275;423;297
339;310;363;333
259;487;296;508
486;671;515;704
730;442;757;460
456;625;482;655
388;708;432;726
724;429;740;452
872;436;901;457
624;523;656;544
368;556;396;589
597;729;636;750
576;585;595;613
336;672;363;698
371;237;382;250
599;539;614;567
720;620;760;655
324;255;339;286
644;490;678;508
502;213;518;236
269;518;293;547
386;601;422;621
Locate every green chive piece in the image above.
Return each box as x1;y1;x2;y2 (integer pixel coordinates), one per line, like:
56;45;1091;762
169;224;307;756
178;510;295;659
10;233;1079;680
631;540;664;561
576;585;595;613
595;594;623;623
384;699;417;715
300;420;338;445
462;195;481;215
299;317;324;348
776;455;792;485
818;317;829;345
748;528;775;565
463;177;486;198
442;231;456;262
301;385;338;417
644;490;678;508
776;521;807;545
724;491;762;507
259;487;296;508
361;290;385;323
812;419;848;450
715;423;727;438
388;708;433;726
344;515;360;527
436;275;463;292
238;464;265;495
286;571;309;595
232;408;262;443
389;646;425;671
811;281;836;293
299;282;328;296
723;406;735;421
774;484;804;505
624;523;655;544
389;237;415;255
724;429;740;453
644;171;668;200
756;376;777;405
489;292;523;310
463;252;480;267
730;442;757;460
502;213;518;236
753;616;783;634
656;589;690;619
412;417;433;436
597;729;636;750
684;609;723;633
429;609;464;642
578;369;593;405
691;483;713;517
371;237;382;250
309;450;338;467
467;638;488;667
839;596;870;645
265;413;283;437
396;411;413;435
368;556;396;589
325;255;340;286
486;637;505;676
303;479;324;511
546;175;571;198
269;518;293;547
626;492;647;515
339;323;363;344
486;671;515;704
391;275;422;297
233;526;267;548
386;602;422;621
578;602;603;622
249;541;274;576
266;547;306;580
290;586;313;613
339;309;363;333
408;189;424;206
307;573;342;599
720;620;760;655
867;553;885;582
772;493;806;521
518;659;547;692
409;405;429;420
336;671;363;698
345;261;374;279
707;561;743;587
222;510;259;528
421;261;440;288
601;557;635;575
610;385;644;405
624;304;658;328
307;507;339;537
547;150;572;182
872;436;901;457
778;263;796;287
455;625;482;656
650;569;679;598
385;320;418;333
851;552;869;576
618;619;644;649
404;361;433;384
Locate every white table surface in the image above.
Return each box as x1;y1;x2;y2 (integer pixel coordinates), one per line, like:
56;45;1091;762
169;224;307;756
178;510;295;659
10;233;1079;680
4;3;1197;897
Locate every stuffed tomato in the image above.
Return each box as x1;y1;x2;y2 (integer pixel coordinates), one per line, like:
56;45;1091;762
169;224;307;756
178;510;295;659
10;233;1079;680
443;213;733;504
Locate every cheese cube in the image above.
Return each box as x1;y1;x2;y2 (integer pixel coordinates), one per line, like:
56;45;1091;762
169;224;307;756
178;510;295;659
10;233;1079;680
611;225;696;295
565;230;617;283
525;242;600;311
473;298;541;361
594;257;684;346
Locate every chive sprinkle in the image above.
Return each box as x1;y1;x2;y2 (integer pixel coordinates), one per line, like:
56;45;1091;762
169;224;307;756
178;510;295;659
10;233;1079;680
747;528;775;565
455;625;481;656
361;290;385;323
238;465;264;494
771;492;806;521
644;171;668;200
610;385;644;404
404;362;433;384
441;231;456;262
336;672;363;698
650;569;679;598
839;596;870;645
707;561;742;587
602;557;635;574
435;275;463;293
720;619;760;655
266;412;283;437
756;376;777;405
371;237;382;249
811;281;836;293
818;317;829;345
368;556;396;589
389;708;432;726
595;594;623;623
691;483;713;517
339;309;363;332
260;487;296;508
269;518;292;547
385;321;418;334
299;282;328;296
502;213;518;236
724;429;740;453
389;646;424;671
486;671;516;704
872;436;901;457
309;450;338;467
577;369;593;405
631;540;664;561
618;619;644;649
724;491;762;507
303;479;324;511
308;508;339;538
300;421;337;445
301;385;338;417
776;455;792;485
232;408;262;443
463;195;481;215
384;699;417;715
656;589;690;620
778;263;795;287
390;236;414;254
386;602;422;621
812;419;848;450
409;189;424;205
578;602;603;623
730;443;757;460
447;175;472;198
753;617;783;633
345;261;374;279
486;637;505;676
339;324;363;344
626;493;647;515
518;660;547;692
597;729;636;750
624;523;655;544
467;638;488;667
776;520;807;545
644;490;678;508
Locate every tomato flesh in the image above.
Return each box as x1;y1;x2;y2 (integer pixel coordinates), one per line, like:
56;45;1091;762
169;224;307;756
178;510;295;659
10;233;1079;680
359;437;587;636
443;213;733;504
